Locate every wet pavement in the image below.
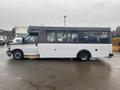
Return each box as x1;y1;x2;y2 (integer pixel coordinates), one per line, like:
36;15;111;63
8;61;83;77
0;47;120;90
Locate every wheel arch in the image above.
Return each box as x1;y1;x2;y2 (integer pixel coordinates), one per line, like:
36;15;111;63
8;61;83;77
12;49;24;55
77;49;92;58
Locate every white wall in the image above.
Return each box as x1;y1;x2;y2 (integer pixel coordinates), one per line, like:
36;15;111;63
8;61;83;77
15;26;28;34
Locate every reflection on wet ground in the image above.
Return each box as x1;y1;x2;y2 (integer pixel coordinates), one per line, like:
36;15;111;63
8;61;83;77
0;49;120;90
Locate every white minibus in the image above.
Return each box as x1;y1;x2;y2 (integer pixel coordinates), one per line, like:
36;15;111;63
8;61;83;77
7;26;113;61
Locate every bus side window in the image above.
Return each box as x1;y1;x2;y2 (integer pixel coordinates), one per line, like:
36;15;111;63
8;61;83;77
71;32;78;43
99;32;109;43
67;31;78;43
46;31;56;43
57;31;67;43
24;35;38;44
88;32;99;43
82;32;89;43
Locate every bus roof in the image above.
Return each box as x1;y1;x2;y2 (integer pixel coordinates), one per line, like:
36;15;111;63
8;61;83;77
28;26;111;33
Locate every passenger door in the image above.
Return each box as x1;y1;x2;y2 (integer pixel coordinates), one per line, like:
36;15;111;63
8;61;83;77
37;30;58;58
22;35;38;56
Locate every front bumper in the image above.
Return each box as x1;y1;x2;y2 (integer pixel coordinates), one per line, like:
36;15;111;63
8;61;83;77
7;51;12;57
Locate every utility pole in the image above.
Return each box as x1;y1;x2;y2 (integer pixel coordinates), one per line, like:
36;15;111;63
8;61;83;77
64;16;66;27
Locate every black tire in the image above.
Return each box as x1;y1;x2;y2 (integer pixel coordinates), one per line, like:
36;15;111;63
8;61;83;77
77;52;90;61
13;50;23;60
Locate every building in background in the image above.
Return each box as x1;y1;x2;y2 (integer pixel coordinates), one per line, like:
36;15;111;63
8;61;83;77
0;29;15;44
12;26;28;38
11;26;28;44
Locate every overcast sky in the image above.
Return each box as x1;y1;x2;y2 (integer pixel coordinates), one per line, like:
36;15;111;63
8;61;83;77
0;0;120;30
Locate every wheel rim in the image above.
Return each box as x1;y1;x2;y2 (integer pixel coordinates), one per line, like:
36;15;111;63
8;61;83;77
80;54;88;61
14;52;22;59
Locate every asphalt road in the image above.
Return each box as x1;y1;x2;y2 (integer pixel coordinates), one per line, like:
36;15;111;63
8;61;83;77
0;47;120;90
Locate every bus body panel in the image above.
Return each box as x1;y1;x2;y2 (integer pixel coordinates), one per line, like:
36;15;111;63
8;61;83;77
37;43;112;58
10;44;38;55
9;43;112;58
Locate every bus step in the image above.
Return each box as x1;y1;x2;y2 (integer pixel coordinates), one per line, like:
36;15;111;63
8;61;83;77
24;54;39;59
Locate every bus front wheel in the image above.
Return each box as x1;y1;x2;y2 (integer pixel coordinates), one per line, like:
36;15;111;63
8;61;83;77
13;50;23;60
77;51;90;61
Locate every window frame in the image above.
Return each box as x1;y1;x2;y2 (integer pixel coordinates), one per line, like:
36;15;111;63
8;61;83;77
44;30;111;44
46;30;57;43
56;30;68;43
23;34;38;44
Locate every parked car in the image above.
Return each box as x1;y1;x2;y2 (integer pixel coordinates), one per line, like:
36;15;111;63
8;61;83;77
0;38;5;46
12;37;23;44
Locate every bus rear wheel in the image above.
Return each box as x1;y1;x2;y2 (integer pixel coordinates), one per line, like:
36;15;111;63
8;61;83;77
13;50;23;60
77;52;90;61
